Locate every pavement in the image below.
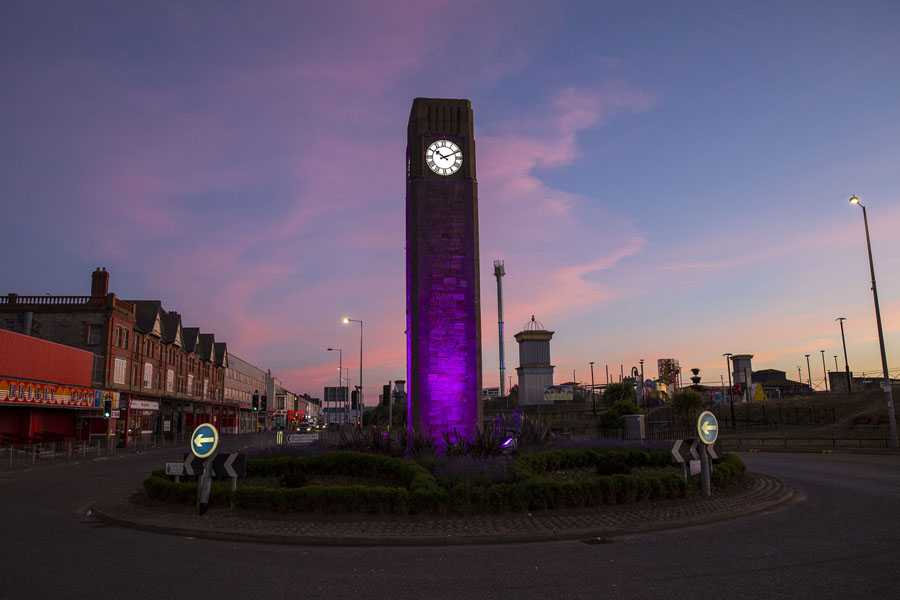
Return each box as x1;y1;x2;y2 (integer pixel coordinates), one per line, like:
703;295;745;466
1;441;899;599
92;473;793;546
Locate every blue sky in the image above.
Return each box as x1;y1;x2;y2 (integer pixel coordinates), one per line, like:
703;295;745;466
3;1;900;398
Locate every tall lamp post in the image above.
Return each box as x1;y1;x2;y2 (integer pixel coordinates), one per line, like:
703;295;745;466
724;353;735;430
805;354;813;390
848;195;898;448
819;350;829;392
639;359;645;406
590;361;596;415
326;347;342;425
343;317;363;426
836;317;852;393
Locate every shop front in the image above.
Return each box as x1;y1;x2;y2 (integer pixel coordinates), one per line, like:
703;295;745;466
124;396;160;447
0;377;98;443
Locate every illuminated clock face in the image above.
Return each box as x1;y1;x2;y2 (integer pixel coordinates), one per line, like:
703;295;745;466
425;139;463;176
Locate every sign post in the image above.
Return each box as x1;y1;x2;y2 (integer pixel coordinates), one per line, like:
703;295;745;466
190;423;220;515
696;411;719;497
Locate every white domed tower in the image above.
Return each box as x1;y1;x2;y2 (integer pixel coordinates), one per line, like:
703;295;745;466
514;316;555;406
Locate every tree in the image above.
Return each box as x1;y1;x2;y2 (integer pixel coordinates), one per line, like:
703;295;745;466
671;390;703;425
602;382;636;406
599;398;641;430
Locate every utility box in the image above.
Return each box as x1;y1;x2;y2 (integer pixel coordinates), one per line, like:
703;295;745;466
623;414;645;440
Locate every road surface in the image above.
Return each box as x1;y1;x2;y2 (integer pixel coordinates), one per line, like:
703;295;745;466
1;443;898;599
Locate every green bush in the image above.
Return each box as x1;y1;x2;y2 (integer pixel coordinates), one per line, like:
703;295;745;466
143;448;704;515
143;474;233;506
711;453;746;488
599;399;642;430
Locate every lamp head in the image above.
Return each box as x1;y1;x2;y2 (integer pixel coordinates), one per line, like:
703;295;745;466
849;195;861;205
342;317;350;324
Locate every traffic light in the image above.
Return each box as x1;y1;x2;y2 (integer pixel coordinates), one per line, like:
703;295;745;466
260;394;267;412
103;399;112;418
252;392;259;412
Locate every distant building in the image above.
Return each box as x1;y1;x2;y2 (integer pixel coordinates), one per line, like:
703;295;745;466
480;387;500;401
731;354;754;403
753;369;812;397
225;354;267;433
657;359;680;388
828;371;900;394
514;316;554;406
544;384;574;403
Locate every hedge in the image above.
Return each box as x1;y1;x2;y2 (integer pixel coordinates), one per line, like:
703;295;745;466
142;449;744;515
710;453;746;488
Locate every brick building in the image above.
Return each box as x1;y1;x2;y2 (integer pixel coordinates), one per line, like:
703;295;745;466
225;353;268;433
0;269;246;446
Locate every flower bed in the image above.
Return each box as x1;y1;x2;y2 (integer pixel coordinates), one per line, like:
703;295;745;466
142;448;745;515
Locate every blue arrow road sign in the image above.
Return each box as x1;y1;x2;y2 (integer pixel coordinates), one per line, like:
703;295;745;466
190;423;219;459
696;411;719;445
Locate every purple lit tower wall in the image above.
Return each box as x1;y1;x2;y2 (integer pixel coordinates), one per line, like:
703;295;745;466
406;98;483;444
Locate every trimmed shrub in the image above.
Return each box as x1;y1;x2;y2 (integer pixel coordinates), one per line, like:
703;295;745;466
711;453;746;488
142;448;704;515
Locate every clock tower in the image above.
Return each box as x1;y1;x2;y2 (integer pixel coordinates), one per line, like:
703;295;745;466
406;97;483;443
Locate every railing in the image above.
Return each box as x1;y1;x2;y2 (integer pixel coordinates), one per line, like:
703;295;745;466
721;437;893;451
1;437;119;469
1;294;93;305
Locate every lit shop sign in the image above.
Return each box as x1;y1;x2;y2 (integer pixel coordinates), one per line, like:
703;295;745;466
0;379;94;409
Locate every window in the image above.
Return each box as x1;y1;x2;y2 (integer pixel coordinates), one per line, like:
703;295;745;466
123;329;129;350
187;374;194;395
203;378;209;398
86;324;101;345
114;358;128;385
166;368;174;393
143;362;153;389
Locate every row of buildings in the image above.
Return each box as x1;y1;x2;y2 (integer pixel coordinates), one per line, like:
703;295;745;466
0;268;319;447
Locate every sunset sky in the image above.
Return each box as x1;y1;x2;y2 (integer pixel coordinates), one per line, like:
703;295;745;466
4;1;900;401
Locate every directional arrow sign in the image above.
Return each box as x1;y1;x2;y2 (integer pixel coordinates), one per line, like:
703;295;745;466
213;453;247;479
182;454;202;476
671;439;685;464
696;411;719;445
671;439;699;464
190;422;219;459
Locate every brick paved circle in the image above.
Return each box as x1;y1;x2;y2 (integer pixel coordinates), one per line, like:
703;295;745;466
91;473;797;546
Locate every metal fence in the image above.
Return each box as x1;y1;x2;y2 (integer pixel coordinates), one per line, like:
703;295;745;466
2;437;119;469
721;437;893;451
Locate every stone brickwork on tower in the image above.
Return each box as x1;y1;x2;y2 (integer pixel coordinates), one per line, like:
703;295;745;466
406;98;482;443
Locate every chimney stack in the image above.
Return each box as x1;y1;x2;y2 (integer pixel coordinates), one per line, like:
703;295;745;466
91;267;109;298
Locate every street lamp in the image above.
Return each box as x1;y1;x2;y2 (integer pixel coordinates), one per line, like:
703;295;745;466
804;354;813;390
836;317;852;393
639;359;645;406
820;350;829;392
724;353;735;430
327;347;342;424
343;317;363;426
589;361;596;415
848;195;898;448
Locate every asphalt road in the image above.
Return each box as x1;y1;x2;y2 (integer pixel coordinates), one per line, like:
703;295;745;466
1;444;898;600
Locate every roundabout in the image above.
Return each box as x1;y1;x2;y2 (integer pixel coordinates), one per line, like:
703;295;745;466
91;472;795;546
